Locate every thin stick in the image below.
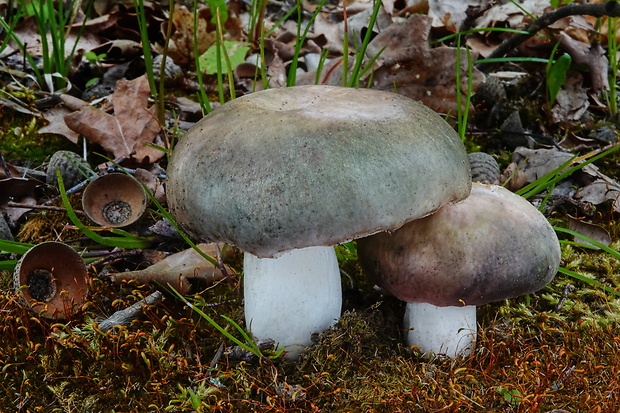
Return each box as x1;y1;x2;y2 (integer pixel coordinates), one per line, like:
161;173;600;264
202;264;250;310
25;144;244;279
477;2;620;70
6;201;87;216
98;291;163;332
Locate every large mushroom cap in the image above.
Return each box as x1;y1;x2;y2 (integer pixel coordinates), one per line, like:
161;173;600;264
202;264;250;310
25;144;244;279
166;85;471;257
358;183;561;307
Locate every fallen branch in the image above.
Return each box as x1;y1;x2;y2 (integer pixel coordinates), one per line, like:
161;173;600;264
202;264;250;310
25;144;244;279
477;2;620;70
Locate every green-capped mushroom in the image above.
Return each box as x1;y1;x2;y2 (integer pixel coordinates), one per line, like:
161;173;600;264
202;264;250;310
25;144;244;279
166;85;471;358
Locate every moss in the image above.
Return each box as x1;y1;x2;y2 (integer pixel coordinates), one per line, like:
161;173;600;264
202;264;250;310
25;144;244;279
0;114;78;166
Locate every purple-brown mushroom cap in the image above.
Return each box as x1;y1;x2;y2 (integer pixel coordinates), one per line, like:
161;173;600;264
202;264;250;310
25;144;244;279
358;183;561;307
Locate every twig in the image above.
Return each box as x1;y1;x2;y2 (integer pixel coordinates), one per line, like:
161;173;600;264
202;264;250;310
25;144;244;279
89;248;143;268
476;2;620;70
6;201;87;216
210;342;226;369
226;338;275;362
0;153;11;177
42;177;94;206
98;291;163;332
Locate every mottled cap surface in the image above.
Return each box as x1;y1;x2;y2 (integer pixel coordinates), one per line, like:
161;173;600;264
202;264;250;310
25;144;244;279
166;85;471;257
358;183;561;306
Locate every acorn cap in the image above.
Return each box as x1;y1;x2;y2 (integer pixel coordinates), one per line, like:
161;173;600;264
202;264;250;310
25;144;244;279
166;85;471;258
82;173;147;228
358;183;561;307
13;242;88;319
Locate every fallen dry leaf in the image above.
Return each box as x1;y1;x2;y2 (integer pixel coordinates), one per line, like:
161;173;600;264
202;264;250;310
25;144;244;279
366;14;485;114
39;107;80;144
556;31;609;92
550;71;589;124
345;3;392;47
512;147;597;184
467;0;551;57
512;147;620;213
567;215;611;249
163;5;215;66
313;12;344;54
133;168;166;205
64;75;164;165
474;0;550;30
427;0;489;31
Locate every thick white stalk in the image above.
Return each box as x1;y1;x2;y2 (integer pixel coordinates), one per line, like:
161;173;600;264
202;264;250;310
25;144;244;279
404;301;477;358
244;246;342;359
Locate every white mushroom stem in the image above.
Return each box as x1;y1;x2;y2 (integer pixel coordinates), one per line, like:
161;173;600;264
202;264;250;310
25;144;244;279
243;246;342;359
404;302;477;358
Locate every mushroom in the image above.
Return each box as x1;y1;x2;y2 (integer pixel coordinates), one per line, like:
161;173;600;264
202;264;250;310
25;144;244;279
358;183;561;358
165;85;471;358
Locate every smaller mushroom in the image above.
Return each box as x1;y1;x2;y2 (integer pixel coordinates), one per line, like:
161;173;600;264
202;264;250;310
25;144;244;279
358;183;561;358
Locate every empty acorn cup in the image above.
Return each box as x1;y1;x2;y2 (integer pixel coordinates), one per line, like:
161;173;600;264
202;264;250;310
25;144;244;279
13;242;89;319
82;173;147;228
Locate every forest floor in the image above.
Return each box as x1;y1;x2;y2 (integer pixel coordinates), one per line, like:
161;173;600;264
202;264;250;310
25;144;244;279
2;0;620;411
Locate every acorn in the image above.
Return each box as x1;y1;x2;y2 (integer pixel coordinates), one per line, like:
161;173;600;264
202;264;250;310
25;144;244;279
468;152;500;184
46;150;91;189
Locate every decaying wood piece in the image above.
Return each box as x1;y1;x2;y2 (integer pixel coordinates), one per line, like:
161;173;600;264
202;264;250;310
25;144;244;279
98;291;163;332
107;243;232;294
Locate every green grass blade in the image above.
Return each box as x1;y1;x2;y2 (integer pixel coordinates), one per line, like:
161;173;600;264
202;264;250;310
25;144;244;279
216;9;236;100
554;226;620;260
476;57;551;65
0;239;34;255
287;0;327;86
193;0;212;114
0;260;19;271
432;27;534;45
133;0;157;96
358;46;385;81
348;0;381;87
558;267;620;297
169;286;261;356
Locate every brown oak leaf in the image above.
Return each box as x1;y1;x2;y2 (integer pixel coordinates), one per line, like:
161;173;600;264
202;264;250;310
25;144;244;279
64;75;164;165
366;14;485;114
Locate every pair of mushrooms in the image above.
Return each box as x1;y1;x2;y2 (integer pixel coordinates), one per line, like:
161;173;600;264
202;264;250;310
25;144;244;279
166;86;560;359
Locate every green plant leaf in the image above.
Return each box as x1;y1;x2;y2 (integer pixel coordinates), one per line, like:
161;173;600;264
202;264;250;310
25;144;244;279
547;53;571;106
206;0;228;25
199;41;250;75
496;386;522;405
168;286;263;356
0;260;19;271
